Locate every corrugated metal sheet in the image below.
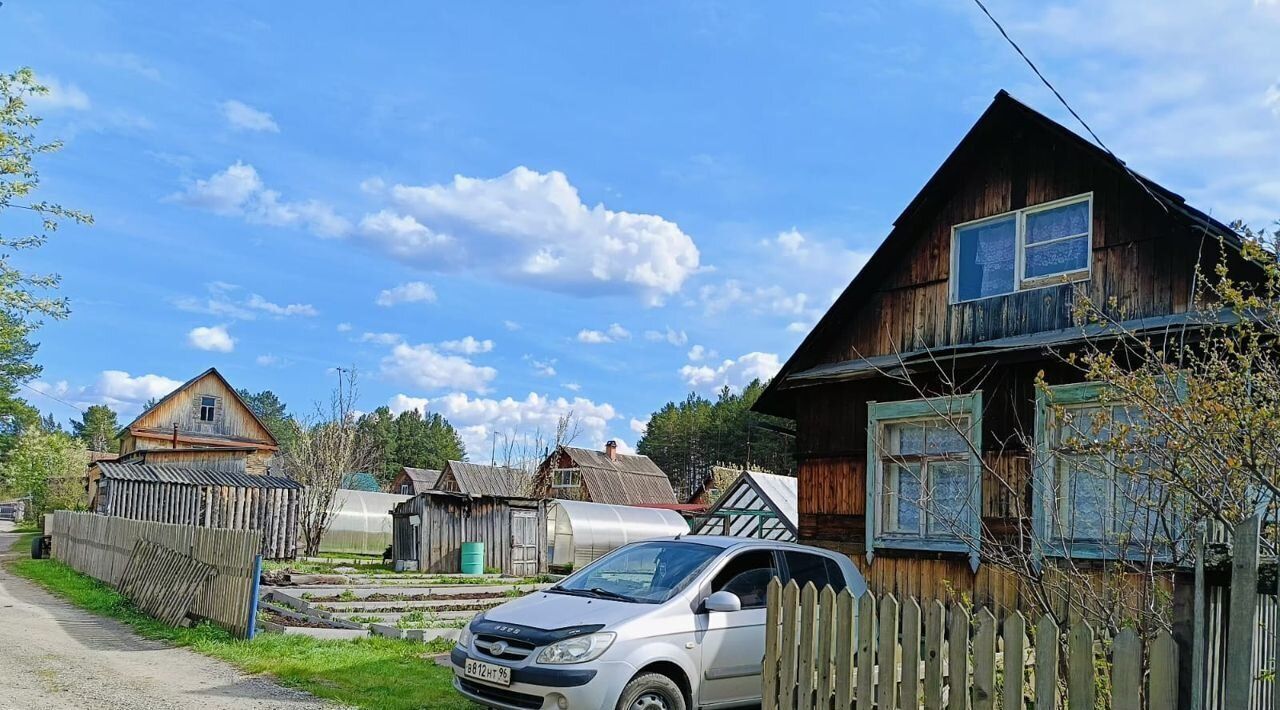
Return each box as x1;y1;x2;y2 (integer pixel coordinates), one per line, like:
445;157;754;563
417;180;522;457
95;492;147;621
446;461;530;497
562;446;677;505
97;462;302;489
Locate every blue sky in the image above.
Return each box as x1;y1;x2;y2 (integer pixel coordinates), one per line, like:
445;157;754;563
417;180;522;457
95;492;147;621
3;1;1278;456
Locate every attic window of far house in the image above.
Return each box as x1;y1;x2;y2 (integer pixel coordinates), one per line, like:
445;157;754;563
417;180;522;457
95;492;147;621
552;468;581;488
952;194;1092;303
198;395;217;422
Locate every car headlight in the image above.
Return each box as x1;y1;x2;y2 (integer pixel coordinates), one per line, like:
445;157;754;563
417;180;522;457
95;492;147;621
458;613;483;648
536;632;616;665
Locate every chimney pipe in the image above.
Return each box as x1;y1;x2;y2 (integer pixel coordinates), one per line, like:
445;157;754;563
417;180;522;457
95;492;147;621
605;440;618;462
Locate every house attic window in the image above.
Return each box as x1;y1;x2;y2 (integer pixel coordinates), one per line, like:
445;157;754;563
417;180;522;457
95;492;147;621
952;194;1092;302
198;395;217;422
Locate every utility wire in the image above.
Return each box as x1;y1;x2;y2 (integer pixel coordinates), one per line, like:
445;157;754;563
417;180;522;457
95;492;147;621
971;0;1168;214
18;380;86;414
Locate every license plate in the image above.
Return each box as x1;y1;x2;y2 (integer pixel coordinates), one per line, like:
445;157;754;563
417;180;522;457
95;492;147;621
465;658;512;687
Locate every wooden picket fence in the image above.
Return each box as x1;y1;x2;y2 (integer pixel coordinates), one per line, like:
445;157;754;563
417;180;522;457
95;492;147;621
50;511;262;637
763;578;1178;709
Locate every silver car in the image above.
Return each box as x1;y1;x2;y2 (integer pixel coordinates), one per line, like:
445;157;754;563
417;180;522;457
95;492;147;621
451;535;866;710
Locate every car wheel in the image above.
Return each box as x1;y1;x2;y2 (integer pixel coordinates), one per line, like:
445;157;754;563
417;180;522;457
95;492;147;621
615;672;686;710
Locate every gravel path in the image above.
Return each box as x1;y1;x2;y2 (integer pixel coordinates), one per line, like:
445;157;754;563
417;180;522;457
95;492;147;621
0;521;336;710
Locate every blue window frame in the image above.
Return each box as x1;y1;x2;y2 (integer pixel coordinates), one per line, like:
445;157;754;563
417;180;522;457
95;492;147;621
866;392;983;571
1033;382;1171;561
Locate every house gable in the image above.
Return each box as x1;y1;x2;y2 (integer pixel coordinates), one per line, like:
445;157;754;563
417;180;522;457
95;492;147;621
755;90;1245;419
122;368;279;451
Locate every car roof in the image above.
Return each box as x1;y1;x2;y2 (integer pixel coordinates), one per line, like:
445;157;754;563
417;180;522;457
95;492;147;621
647;534;847;557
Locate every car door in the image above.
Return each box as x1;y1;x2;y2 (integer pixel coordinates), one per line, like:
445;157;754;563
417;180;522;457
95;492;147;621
696;549;778;707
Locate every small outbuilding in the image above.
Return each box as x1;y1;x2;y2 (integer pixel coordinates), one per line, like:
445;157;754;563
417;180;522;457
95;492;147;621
91;462;302;558
436;460;531;497
546;499;688;571
388;466;442;496
689;470;798;541
391;491;546;576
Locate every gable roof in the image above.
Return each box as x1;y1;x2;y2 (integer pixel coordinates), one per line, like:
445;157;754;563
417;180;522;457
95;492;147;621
560;445;677;505
692;470;798;539
119;367;280;448
399;467;443;490
444;460;530;497
754;90;1244;418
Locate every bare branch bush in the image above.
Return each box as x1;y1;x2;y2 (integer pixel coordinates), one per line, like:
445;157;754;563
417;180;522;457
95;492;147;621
495;411;582;497
284;367;377;557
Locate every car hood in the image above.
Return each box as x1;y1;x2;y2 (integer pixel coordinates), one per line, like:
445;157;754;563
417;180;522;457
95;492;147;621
481;590;651;631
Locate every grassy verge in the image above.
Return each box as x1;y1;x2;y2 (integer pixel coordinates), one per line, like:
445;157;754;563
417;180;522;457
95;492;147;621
8;557;477;710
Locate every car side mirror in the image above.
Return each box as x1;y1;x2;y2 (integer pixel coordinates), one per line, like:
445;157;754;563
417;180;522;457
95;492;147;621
704;591;742;613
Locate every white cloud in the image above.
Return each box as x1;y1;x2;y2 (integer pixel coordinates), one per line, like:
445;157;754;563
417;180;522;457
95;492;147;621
687;344;717;362
255;354;280;366
786;321;811;334
170;162;350;237
630;417;649;434
381;342;496;393
175;283;316;320
221;99;279;132
27;74;91;111
336;322;353;332
244;293;318;317
563;382;581;392
577;323;631;344
31;370;183;418
503;320;522;331
644;327;688;346
187;325;235;352
698;280;813;318
440;336;494;354
526;356;557;377
679;351;781;392
94;52;161;81
359;331;403;345
389;390;620;456
376;281;437;307
773;228;806;256
360;167;701;305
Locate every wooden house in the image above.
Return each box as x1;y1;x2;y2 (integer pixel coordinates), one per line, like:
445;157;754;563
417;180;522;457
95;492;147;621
391;491;546;576
532;442;678;505
436;460;531;497
388;466;442;496
752;90;1250;613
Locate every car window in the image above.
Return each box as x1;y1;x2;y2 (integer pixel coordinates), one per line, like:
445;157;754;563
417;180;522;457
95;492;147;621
822;557;848;593
710;550;777;609
783;551;834;591
556;541;721;604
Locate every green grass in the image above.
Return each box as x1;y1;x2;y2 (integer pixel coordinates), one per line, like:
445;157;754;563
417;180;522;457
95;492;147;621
8;557;477;710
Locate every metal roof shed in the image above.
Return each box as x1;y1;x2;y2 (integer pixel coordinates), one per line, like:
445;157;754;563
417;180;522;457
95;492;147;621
689;470;798;541
547;499;688;570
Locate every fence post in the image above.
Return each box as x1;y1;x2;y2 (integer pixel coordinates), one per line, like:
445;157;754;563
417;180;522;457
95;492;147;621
246;553;262;640
764;578;782;710
1151;630;1179;709
798;583;817;710
1035;615;1060;709
1067;622;1095;710
925;600;946;710
1111;628;1141;710
834;590;855;710
817;586;836;708
877;594;900;710
949;604;971;710
857;592;877;710
1225;516;1261;710
1003;612;1026;710
902;597;923;710
972;608;996;710
780;581;800;709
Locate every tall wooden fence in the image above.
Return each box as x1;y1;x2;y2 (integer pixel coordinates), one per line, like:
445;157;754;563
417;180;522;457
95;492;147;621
763;578;1178;709
50;511;261;637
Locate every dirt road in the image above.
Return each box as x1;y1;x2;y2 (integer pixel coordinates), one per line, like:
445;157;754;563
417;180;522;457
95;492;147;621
0;521;334;710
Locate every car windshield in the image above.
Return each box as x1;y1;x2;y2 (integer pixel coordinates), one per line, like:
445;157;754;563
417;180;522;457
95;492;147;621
552;541;721;604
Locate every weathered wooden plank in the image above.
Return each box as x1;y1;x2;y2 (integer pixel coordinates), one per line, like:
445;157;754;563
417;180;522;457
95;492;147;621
1150;629;1178;710
878;594;900;710
799;583;818;710
857;592;877;710
1111;628;1141;710
949;604;970;710
972;608;996;710
902;596;923;710
925;599;945;710
764;578;782;710
817;585;836;708
1003;612;1027;710
780;581;800;709
1225;516;1261;710
1035;615;1060;710
835;589;855;710
1067;622;1095;710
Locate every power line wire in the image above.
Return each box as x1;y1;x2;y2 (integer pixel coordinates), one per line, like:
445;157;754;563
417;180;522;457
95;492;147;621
970;0;1168;213
17;380;85;414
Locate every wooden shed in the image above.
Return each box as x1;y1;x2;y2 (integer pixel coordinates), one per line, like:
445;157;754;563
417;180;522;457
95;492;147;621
91;462;301;559
391;491;546;577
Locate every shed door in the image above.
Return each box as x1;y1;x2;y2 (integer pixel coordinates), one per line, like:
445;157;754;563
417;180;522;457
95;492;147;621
510;510;538;577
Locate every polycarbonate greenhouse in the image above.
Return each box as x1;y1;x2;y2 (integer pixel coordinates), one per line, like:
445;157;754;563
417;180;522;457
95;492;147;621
546;499;688;570
319;489;410;556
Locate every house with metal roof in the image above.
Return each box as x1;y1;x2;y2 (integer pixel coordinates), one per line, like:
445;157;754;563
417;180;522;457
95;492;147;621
690;470;798;541
387;466;443;496
532;441;678;505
